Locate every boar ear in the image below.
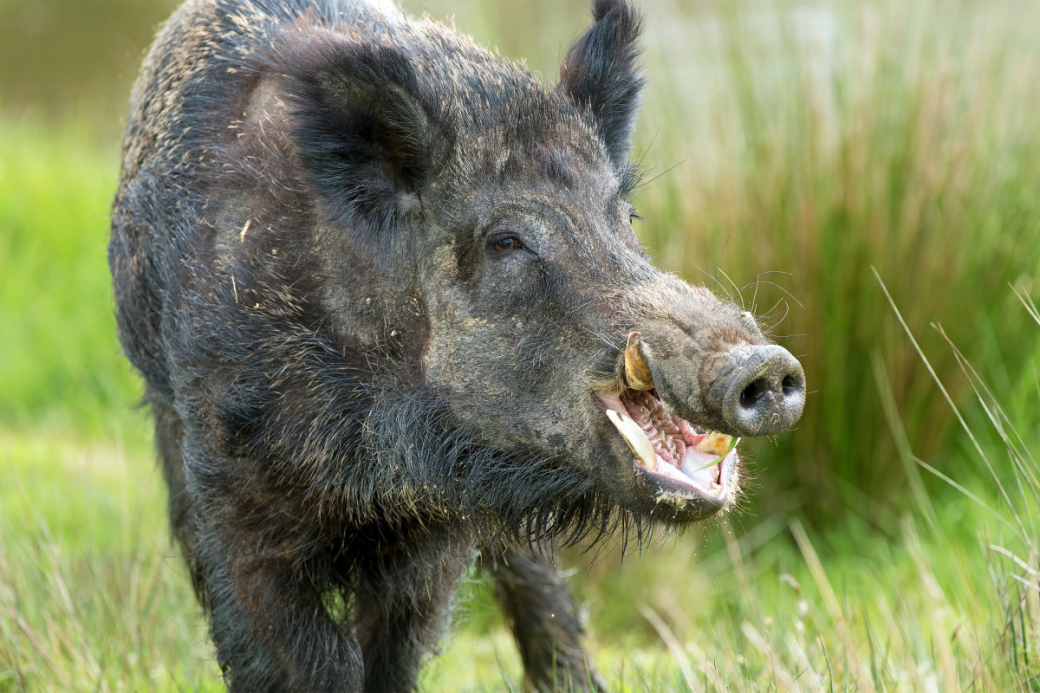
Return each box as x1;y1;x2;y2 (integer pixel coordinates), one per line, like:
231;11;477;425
281;37;451;235
559;0;645;168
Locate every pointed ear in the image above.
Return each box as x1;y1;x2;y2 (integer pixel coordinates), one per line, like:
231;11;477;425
279;35;452;238
559;0;645;169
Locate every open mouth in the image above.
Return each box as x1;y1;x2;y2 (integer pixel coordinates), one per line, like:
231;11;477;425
598;389;738;504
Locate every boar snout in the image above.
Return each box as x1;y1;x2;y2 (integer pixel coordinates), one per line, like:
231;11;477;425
617;317;805;442
596;323;804;514
719;344;805;436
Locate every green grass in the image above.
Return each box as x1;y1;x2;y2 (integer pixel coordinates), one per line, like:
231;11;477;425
0;432;223;691
0;118;142;436
3;421;1037;690
3;0;1040;689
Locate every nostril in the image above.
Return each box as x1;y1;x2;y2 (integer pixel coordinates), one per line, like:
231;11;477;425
721;344;806;436
739;377;771;410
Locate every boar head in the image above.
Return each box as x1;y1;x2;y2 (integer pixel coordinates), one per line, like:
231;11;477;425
279;0;805;530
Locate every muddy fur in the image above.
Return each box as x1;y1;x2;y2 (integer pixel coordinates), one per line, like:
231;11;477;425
109;0;784;690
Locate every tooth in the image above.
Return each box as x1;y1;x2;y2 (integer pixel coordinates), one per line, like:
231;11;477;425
624;332;655;391
695;432;733;457
605;409;658;471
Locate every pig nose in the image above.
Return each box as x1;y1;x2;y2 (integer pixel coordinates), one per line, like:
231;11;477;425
722;345;805;436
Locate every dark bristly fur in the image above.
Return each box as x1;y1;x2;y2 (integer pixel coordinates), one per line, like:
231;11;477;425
109;0;797;690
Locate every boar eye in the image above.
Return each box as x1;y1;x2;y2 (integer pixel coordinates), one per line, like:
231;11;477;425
491;236;524;252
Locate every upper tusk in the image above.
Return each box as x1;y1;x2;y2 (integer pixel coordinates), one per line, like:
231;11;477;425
624;332;655;391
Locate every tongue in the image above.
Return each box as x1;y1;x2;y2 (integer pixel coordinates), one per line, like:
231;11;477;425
680;447;724;488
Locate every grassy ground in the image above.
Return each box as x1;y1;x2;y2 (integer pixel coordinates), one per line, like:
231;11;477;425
3;0;1040;690
3;420;1036;691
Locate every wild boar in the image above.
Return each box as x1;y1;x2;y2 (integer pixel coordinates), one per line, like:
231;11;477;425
108;0;805;689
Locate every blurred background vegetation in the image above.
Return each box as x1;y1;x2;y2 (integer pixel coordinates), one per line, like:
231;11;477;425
2;0;1039;690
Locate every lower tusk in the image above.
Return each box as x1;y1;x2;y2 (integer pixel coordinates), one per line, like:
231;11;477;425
624;332;655;391
605;409;658;470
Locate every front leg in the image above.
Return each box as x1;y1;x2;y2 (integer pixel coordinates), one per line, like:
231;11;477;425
353;530;471;692
481;544;605;692
188;491;364;690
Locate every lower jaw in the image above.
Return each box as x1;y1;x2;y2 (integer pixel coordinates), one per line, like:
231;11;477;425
632;449;737;511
